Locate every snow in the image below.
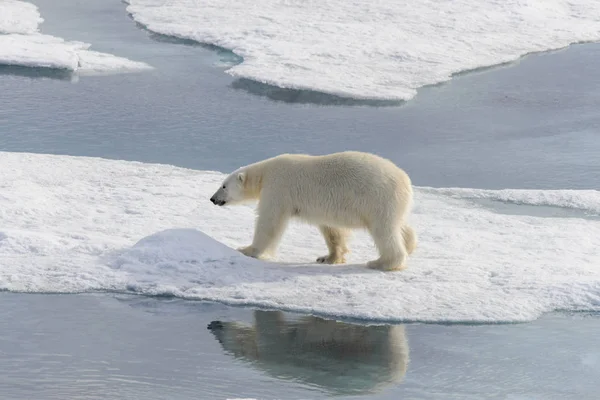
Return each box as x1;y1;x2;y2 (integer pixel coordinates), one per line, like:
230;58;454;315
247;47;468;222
0;0;41;34
124;0;600;101
0;0;152;74
1;152;598;324
420;187;600;215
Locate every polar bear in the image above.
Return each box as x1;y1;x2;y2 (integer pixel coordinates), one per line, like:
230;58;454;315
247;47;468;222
209;151;417;271
207;310;409;395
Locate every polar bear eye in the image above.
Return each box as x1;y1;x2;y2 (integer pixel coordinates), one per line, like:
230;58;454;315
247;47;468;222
222;185;226;189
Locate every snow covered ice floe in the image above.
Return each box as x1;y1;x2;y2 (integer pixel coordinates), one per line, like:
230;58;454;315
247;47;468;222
124;0;600;101
0;0;40;35
0;151;599;324
0;0;152;74
419;187;600;216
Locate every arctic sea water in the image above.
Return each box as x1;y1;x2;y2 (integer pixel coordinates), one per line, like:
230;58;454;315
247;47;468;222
1;0;599;399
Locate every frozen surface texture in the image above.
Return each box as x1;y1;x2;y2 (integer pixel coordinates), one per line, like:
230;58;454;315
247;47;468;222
1;152;598;323
125;0;600;100
0;0;152;73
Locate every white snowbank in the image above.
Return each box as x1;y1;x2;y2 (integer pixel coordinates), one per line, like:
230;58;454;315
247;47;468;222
0;152;598;323
124;0;600;101
420;187;600;215
0;0;41;34
0;0;152;74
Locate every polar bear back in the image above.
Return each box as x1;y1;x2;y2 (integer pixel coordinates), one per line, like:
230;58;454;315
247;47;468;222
253;151;413;229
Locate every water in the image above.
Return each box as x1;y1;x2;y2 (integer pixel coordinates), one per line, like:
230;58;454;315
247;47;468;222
1;0;599;190
0;293;598;400
1;0;599;398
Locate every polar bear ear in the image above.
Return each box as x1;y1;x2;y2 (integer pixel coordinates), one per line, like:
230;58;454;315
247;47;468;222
237;172;246;183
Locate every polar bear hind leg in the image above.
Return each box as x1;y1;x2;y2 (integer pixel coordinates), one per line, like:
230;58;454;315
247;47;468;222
316;225;350;264
402;225;417;255
366;222;408;271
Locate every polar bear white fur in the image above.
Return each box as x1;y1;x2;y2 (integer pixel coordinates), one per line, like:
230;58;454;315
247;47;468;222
210;151;417;271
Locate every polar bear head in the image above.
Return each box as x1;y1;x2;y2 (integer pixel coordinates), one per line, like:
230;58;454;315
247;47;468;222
210;168;247;206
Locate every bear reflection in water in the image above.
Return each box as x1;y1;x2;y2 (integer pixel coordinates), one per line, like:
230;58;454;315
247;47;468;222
207;310;409;395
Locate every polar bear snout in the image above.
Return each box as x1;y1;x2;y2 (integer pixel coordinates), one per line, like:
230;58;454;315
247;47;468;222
210;196;226;206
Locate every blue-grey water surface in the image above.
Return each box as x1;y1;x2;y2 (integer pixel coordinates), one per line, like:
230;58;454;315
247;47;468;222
1;0;599;399
1;0;599;190
1;293;599;400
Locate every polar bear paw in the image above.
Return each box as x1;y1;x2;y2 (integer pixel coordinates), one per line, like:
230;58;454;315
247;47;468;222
316;254;346;264
237;245;269;260
366;258;406;272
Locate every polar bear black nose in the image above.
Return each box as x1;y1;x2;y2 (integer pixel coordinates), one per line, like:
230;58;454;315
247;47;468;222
207;320;224;330
210;197;216;204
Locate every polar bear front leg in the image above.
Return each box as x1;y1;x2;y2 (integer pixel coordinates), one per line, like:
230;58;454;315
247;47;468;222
316;225;350;264
238;201;289;260
237;245;267;259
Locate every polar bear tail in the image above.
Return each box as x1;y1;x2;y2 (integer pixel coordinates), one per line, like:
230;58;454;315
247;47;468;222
402;225;417;255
